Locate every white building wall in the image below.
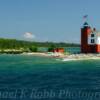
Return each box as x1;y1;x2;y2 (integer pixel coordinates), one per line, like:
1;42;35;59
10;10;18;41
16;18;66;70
95;37;100;44
88;32;100;45
88;33;95;45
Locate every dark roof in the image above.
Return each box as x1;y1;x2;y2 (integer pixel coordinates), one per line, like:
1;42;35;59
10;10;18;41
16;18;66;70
83;22;89;26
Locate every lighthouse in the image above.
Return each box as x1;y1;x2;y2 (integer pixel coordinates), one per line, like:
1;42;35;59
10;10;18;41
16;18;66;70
81;22;100;53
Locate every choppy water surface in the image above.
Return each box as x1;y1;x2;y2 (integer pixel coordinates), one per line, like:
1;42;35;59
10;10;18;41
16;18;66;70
0;54;100;100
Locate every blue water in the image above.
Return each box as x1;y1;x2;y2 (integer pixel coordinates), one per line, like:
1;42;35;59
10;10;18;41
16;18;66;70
0;54;100;100
38;47;81;54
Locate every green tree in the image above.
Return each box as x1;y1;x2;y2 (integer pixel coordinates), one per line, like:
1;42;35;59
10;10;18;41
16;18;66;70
29;46;38;52
48;45;56;52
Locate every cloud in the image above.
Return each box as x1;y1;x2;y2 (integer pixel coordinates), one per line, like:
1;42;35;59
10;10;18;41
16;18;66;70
23;32;35;40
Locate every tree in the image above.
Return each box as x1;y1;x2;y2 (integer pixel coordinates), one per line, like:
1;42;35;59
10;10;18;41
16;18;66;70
29;46;38;52
48;45;56;52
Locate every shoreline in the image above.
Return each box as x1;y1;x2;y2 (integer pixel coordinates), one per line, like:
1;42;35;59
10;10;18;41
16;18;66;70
61;54;100;61
22;52;100;61
1;52;100;61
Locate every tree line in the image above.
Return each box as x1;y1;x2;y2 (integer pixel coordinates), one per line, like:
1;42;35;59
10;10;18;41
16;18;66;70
0;38;80;53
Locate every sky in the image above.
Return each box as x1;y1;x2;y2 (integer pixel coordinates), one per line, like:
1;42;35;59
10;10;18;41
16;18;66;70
0;0;100;43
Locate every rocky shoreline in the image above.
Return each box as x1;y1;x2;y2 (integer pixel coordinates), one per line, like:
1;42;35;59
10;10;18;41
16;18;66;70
61;54;100;61
1;51;100;61
22;52;100;61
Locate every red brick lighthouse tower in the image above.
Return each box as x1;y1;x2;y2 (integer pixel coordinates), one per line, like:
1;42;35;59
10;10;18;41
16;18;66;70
81;21;100;53
81;22;92;53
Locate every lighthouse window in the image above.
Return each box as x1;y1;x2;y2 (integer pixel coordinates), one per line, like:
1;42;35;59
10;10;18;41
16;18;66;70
91;39;95;43
91;34;94;37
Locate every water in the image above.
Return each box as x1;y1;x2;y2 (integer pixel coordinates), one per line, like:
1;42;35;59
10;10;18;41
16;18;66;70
38;47;80;54
0;54;100;100
65;47;80;54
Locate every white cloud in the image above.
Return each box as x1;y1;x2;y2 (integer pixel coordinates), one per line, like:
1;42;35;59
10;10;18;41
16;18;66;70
24;32;35;40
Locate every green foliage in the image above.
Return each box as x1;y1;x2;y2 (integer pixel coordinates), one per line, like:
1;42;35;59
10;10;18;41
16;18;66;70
0;38;80;53
29;46;38;52
48;44;56;52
